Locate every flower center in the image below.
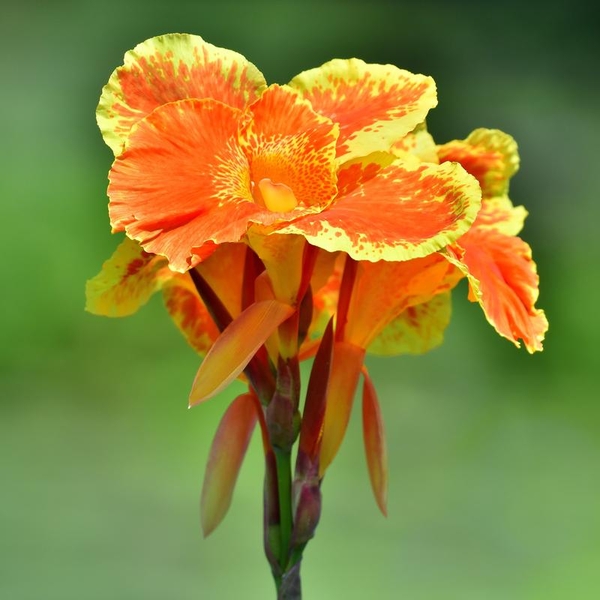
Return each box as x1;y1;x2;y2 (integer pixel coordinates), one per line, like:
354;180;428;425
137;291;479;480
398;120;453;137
253;178;298;213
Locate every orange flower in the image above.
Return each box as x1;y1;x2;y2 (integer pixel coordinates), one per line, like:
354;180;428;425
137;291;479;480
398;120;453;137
88;34;549;594
99;34;481;274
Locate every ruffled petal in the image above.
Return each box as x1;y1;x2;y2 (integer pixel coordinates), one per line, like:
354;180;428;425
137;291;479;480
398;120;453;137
289;59;437;162
437;128;519;198
445;229;548;353
98;33;267;155
85;237;171;316
108;98;260;272
241;85;338;208
472;195;528;237
368;293;453;356
276;158;481;262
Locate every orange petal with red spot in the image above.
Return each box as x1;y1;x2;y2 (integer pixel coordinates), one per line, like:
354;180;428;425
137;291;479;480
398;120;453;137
362;368;388;516
319;341;365;477
289;59;437;162
85;237;171;316
162;274;220;356
98;34;267;155
446;229;548;353
108;98;260;273
278;158;481;264
189;299;295;406
201;392;258;536
368;293;453;356
438;128;519;198
241;85;338;209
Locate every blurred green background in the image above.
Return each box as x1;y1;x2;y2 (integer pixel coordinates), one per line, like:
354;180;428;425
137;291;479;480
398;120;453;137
2;1;599;598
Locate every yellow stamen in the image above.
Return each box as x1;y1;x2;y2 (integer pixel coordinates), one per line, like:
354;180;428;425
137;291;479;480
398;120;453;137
257;178;298;213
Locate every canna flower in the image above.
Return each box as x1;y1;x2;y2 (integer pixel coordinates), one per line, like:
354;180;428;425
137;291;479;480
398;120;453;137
100;33;481;277
87;33;548;600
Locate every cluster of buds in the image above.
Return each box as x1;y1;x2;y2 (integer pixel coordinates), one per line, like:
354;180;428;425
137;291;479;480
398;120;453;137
86;34;547;598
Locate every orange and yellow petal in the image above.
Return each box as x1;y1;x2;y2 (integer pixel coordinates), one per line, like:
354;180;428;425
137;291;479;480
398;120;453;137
241;85;339;209
85;237;171;316
108;98;261;272
98;33;267;155
247;231;307;306
162;274;219;356
289;59;437;162
445;229;548;353
276;158;481;263
335;151;396;197
391;122;439;164
472;195;528;237
343;254;460;348
368;293;453;356
437;128;519;198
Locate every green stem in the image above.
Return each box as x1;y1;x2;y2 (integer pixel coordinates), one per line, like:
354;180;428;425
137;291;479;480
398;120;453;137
274;447;293;569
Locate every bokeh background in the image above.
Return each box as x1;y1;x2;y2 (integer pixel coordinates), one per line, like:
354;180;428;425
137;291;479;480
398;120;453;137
2;1;599;598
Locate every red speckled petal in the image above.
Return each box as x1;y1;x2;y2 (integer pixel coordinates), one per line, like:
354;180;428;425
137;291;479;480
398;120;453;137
289;59;437;162
445;229;548;353
108;98;262;272
277;158;481;262
85;237;171;316
438;128;519;198
438;129;527;235
368;292;453;356
201;392;258;536
241;85;338;208
98;33;267;155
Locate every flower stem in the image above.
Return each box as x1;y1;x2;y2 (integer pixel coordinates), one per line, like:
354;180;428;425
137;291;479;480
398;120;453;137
274;447;293;566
